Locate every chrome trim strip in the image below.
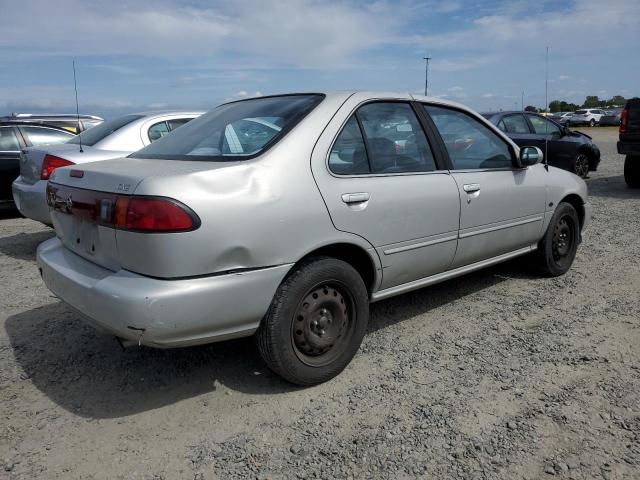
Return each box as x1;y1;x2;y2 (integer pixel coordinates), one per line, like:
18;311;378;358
372;245;536;302
459;216;543;239
383;234;458;255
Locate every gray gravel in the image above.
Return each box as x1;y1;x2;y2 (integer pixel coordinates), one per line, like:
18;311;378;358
0;127;638;479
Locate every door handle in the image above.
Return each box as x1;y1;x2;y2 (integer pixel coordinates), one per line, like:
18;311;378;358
463;183;481;193
341;192;370;204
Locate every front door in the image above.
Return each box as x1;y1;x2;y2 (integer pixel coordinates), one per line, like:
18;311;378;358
311;96;460;290
423;105;547;268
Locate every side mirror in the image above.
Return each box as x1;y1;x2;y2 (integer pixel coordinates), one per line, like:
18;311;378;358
519;146;544;167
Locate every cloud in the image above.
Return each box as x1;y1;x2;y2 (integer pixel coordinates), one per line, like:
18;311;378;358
481;93;495;98
0;0;397;68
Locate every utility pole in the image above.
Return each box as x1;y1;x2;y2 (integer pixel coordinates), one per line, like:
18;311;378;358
423;56;432;96
521;91;524;111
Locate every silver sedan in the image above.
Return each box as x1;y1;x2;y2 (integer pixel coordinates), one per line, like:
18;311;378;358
12;111;202;224
37;92;590;385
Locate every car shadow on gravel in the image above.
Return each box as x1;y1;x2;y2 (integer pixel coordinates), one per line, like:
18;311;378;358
586;174;640;199
5;259;537;419
0;230;54;261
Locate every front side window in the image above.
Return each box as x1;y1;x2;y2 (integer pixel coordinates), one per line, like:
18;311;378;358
0;127;20;151
424;105;513;170
131;94;323;161
528;115;561;136
502;114;531;134
21;126;73;146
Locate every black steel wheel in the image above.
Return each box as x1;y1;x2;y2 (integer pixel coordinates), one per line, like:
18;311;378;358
256;256;369;386
536;202;580;276
572;153;590;178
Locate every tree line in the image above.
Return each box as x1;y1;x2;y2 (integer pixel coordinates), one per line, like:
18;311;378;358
546;95;627;113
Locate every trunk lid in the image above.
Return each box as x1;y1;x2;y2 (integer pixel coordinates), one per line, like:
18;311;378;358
19;144;131;184
48;158;219;272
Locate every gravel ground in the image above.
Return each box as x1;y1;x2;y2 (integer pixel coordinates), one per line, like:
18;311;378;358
0;127;638;480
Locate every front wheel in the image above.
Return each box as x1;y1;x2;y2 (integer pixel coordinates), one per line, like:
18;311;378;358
572;152;590;178
536;202;580;277
256;257;369;385
625;155;640;188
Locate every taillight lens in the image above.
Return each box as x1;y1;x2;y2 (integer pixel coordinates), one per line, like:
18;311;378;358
41;154;74;180
114;197;196;232
46;183;199;233
620;109;628;133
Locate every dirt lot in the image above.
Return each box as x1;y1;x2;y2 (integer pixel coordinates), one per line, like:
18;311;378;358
0;127;638;480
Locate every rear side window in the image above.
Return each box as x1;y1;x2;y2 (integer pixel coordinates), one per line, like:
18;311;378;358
131;95;324;161
502;114;530;134
21;126;73;146
575;110;587;115
69;114;144;147
148;121;170;142
329;102;437;175
0;127;20;151
424;105;513;170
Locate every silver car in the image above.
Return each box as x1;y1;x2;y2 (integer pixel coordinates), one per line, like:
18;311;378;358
12;111;203;224
37;92;591;385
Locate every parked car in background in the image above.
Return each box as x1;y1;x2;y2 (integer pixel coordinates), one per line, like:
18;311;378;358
599;109;623;127
37;92;590;386
550;112;574;125
482;111;600;178
1;121;75;209
12;111;202;224
0;113;103;134
617;98;640;187
568;109;605;127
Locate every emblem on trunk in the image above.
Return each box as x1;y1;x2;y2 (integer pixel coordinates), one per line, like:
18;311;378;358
117;183;131;192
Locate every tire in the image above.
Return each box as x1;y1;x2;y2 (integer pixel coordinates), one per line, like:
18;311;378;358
571;152;590;178
625;155;640;188
536;202;580;277
589;119;596;127
256;256;369;386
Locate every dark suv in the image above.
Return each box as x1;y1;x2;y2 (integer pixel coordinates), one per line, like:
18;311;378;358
618;98;640;188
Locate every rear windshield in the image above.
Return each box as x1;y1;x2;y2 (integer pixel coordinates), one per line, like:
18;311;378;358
130;94;324;161
68;114;143;147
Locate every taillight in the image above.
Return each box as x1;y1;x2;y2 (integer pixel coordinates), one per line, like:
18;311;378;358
114;197;197;232
620;109;628;133
41;154;74;180
46;183;199;233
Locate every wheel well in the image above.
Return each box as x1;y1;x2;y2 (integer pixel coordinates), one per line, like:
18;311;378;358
560;194;585;228
299;243;377;294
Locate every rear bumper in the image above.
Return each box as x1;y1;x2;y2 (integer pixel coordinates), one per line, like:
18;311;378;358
12;176;51;224
37;237;293;348
618;141;640;156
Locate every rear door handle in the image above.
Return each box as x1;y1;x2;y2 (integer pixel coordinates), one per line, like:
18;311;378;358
341;192;370;204
463;183;481;193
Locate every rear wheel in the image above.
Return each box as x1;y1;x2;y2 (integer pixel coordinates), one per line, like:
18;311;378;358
256;257;369;385
572;152;590;178
624;155;640;188
536;202;580;277
589;119;596;127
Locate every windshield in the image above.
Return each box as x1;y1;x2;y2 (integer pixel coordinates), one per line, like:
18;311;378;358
130;94;324;161
68;114;143;147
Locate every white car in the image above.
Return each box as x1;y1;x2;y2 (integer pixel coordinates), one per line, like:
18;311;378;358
569;109;605;127
12;111;202;224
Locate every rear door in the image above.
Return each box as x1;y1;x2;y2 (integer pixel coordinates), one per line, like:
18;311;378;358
423;104;546;268
311;94;460;290
0;126;22;201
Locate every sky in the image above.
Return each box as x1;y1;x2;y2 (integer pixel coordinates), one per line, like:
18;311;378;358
0;0;638;119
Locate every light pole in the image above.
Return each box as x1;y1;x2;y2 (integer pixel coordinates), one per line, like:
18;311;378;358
521;91;524;111
423;56;432;96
